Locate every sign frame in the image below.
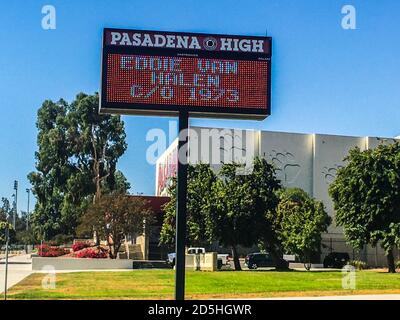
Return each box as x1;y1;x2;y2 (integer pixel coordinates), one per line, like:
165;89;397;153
100;28;272;120
99;27;274;300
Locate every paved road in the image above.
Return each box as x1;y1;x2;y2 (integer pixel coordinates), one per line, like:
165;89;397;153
0;254;32;294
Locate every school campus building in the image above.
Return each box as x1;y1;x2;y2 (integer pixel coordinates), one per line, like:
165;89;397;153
154;126;400;267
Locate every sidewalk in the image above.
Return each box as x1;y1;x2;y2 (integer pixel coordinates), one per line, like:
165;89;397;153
0;254;32;264
0;254;32;294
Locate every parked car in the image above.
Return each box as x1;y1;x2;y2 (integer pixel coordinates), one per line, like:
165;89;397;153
167;252;177;266
167;247;205;266
167;247;229;269
323;252;350;268
245;253;289;270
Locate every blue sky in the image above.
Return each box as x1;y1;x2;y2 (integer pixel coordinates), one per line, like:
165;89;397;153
0;0;399;212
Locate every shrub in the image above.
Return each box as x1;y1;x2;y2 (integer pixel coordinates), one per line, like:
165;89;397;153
72;241;91;252
396;260;400;269
348;260;367;270
38;244;69;257
51;234;74;246
75;247;108;259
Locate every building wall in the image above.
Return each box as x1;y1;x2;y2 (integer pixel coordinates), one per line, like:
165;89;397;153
260;131;313;195
188;126;259;170
313;134;366;236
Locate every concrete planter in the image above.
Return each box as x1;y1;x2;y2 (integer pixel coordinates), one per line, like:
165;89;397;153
32;257;133;271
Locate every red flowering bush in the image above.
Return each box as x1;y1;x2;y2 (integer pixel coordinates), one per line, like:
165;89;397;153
38;244;69;257
75;247;108;259
72;241;91;252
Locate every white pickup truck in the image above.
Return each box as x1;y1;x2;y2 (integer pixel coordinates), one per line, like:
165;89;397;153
167;247;229;269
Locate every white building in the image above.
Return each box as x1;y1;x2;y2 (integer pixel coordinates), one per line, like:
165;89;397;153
156;127;399;266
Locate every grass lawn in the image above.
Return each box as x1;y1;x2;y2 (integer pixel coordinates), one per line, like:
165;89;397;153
7;269;400;299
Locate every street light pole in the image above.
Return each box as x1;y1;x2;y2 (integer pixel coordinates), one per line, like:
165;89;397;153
13;180;18;229
26;188;30;231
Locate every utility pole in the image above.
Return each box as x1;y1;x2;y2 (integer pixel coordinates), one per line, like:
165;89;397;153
26;188;30;231
13;180;18;229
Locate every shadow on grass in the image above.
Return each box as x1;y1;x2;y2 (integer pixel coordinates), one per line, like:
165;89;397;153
218;268;342;273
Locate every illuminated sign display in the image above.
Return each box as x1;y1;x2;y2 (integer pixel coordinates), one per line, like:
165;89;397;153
100;28;272;119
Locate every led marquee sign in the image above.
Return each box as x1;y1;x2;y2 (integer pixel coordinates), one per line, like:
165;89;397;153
100;28;272;119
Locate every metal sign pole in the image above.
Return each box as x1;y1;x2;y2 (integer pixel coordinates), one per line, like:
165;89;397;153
4;225;9;300
175;110;189;300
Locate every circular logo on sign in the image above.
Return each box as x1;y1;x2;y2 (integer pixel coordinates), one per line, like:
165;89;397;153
203;37;217;51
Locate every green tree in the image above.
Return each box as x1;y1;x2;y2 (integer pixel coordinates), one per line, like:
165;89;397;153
77;192;154;258
275;188;331;270
12;211;37;245
249;158;283;269
16;228;37;245
0;221;15;245
0;198;16;244
66;93;127;202
28;98;70;239
160;164;217;246
0;198;12;221
160;159;281;271
102;170;131;194
28;92;127;239
212;158;281;271
329;143;400;273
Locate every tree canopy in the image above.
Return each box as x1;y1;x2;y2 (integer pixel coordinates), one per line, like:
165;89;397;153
160;158;282;271
28;92;127;239
211;158;281;270
77;192;154;259
160;163;217;246
329;143;400;273
275;188;331;270
0;198;15;244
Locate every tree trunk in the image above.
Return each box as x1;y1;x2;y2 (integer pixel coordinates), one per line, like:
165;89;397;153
387;249;396;273
94;230;100;246
91;125;100;204
265;242;290;271
304;252;312;271
113;243;121;260
107;241;114;259
231;245;241;271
